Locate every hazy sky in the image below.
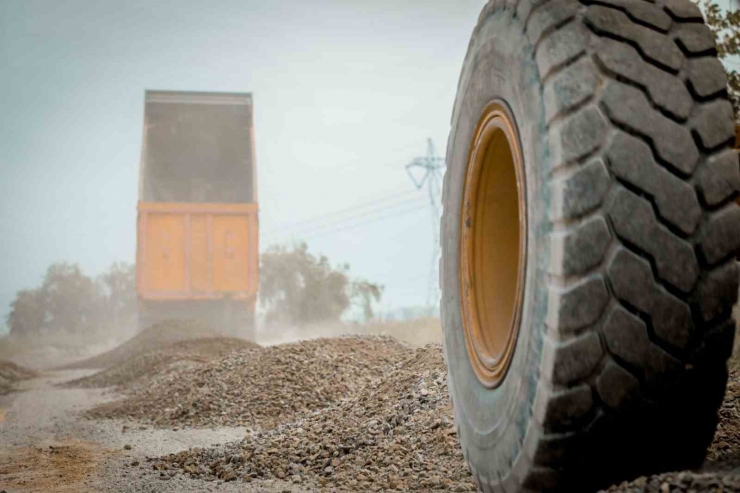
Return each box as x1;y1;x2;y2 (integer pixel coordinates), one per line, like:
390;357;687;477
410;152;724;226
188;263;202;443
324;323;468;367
0;0;487;331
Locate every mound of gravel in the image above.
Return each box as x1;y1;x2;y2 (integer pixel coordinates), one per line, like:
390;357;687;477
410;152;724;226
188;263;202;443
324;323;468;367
149;349;740;493
153;344;476;491
63;337;257;390
0;360;37;395
61;320;227;370
87;335;412;429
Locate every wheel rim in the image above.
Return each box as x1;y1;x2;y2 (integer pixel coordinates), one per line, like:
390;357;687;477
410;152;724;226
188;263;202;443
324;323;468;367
459;101;527;389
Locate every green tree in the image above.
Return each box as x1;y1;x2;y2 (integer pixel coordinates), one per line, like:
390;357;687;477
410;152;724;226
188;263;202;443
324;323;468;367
350;279;384;322
97;262;137;334
7;289;45;338
6;261;137;339
35;262;102;335
259;243;383;326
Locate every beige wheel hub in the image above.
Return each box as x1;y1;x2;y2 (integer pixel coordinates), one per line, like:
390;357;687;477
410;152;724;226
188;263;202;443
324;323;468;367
459;101;527;388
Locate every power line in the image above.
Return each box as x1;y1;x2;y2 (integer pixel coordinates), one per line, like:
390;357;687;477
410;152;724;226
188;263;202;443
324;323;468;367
405;138;446;310
279;195;426;235
276;198;429;239
262;188;421;235
260;140;446;310
300;202;428;239
266;195;428;239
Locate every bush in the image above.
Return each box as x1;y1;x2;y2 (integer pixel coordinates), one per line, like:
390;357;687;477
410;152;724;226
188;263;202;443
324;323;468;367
259;243;383;326
6;262;136;339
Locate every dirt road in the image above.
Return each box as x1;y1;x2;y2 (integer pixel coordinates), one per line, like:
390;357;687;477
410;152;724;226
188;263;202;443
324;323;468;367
0;370;310;493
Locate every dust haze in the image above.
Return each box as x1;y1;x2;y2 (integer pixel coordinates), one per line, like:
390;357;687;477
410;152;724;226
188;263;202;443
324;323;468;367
0;0;488;335
4;1;740;493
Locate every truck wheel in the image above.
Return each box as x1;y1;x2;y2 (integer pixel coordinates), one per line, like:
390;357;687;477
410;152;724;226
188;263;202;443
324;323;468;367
441;1;740;491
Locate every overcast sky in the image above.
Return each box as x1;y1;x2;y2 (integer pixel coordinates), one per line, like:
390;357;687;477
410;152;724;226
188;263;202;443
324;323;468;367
0;0;487;331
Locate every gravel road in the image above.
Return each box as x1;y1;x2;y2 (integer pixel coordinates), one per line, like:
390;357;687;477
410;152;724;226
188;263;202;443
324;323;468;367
0;370;308;492
3;332;740;493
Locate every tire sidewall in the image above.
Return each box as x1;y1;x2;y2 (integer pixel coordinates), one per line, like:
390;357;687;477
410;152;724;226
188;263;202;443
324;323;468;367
442;8;551;476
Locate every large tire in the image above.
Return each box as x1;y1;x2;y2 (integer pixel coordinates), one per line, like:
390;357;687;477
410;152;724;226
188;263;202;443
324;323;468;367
441;1;740;492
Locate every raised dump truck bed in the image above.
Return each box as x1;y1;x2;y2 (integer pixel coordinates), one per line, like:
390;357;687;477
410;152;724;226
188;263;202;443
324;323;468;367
136;202;258;299
136;90;258;337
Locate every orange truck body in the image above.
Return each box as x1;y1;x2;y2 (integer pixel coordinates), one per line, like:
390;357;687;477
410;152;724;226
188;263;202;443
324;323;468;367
136;202;258;301
135;90;258;331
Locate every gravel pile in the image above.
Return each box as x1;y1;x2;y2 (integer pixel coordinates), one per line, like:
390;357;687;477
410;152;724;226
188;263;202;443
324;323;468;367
0;360;37;395
149;347;740;493
153;344;477;491
87;335;412;429
61;319;224;370
63;337;257;390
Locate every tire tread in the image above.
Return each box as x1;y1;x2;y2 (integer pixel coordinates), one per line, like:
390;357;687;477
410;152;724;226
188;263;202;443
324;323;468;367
443;0;739;491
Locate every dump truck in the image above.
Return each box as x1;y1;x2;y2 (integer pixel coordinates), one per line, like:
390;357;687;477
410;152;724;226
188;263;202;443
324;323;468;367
136;90;258;340
441;1;740;492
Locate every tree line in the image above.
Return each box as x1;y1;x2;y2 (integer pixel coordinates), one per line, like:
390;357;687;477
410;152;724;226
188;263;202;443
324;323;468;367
5;243;382;338
6;262;137;339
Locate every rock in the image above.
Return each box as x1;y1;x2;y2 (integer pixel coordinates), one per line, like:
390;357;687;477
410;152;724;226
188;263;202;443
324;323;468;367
124;444;132;450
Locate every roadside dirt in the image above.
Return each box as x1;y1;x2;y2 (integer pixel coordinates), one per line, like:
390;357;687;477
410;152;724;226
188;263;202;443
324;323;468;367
0;370;285;493
0;439;101;493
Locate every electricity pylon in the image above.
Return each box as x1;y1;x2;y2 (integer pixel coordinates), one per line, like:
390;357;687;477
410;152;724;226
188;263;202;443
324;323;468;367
406;139;446;312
